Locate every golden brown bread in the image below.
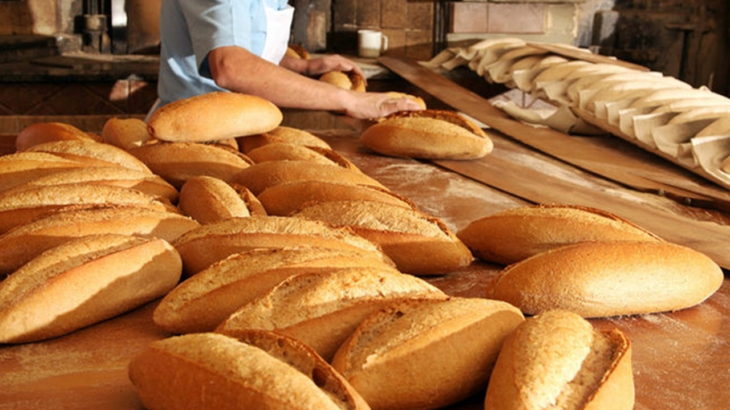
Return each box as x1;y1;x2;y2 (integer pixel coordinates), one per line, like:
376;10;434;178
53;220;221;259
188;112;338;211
178;176;254;224
128;141;253;189
0;234;182;343
128;331;371;410
488;241;724;318
101;117;152;149
331;297;525;410
722;154;730;173
484;310;634;410
291;200;473;275
229;160;385;195
245;143;357;168
285;44;311;59
360;109;493;160
171;215;392;276
147;91;283;142
319;70;367;92
237;126;332;153
457;204;663;265
0;206;198;277
25;139;153;174
385;92;427;110
216;266;447;360
153;246;398;334
14;122;102;152
0;152;88;192
257;180;415;216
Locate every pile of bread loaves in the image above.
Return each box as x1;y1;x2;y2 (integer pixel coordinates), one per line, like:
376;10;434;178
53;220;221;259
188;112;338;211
0;91;724;410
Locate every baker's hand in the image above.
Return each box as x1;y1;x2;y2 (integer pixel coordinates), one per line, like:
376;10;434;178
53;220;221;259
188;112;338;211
344;92;425;120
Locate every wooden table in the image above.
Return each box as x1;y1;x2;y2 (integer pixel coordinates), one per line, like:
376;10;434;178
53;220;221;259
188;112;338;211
1;67;729;410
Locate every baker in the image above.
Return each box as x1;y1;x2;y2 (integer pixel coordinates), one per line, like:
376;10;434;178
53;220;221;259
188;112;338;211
151;0;424;120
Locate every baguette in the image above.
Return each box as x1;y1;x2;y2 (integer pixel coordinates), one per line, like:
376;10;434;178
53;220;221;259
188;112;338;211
257;180;415;216
0;152;87;192
128;141;253;189
128;331;370;410
26;139;153;174
0;206;199;276
171;215;391;276
154;246;397;334
15;122;102;152
101;117;152;149
0;234;182;343
456;204;662;265
360;109;493;160
178;176;254;224
237;126;331;153
246;142;356;168
484;310;634;410
229;160;384;195
292;200;473;275
331;297;525;410
488;241;724;318
147;91;283;142
0;184;178;234
216;267;447;360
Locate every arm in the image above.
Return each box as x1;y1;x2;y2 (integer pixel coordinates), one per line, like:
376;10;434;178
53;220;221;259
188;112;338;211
207;46;423;120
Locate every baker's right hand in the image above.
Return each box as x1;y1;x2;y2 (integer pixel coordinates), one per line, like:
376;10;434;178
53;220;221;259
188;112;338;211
343;92;425;120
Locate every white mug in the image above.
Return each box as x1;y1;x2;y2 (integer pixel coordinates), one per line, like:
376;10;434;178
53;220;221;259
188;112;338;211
358;29;388;58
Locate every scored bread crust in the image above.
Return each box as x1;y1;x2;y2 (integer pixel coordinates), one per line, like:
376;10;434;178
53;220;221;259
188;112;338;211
360;109;493;160
292;200;473;275
147;91;283;142
216;267;446;360
484;310;634;410
488;241;724;318
331;297;525;410
456;204;663;265
0;234;182;343
128;332;360;410
153;246;397;334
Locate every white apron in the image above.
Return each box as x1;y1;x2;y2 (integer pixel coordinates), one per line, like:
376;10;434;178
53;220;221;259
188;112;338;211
260;0;294;64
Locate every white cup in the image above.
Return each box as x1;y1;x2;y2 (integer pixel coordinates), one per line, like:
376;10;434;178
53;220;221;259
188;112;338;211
358;29;388;58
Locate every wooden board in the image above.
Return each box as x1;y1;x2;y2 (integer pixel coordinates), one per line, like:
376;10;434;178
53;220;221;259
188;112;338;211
378;56;730;270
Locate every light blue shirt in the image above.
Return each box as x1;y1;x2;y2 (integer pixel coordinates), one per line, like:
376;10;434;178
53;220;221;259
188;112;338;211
157;0;290;107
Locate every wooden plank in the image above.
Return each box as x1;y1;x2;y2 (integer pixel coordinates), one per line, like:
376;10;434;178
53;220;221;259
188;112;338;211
378;56;730;270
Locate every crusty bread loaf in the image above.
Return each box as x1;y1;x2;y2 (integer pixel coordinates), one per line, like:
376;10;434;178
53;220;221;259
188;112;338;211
216;267;446;360
178;176;253;224
360;109;493;160
128;141;253;189
1;166;179;202
286;44;311;59
0;184;178;234
246;142;357;168
484;310;634;410
0;206;199;276
257;180;415;216
237;126;332;154
385;92;428;110
0;234;182;343
147;91;283;142
319;70;366;92
128;331;371;410
457;204;663;265
101;117;151;150
331;297;525;410
292;200;473;275
722;154;730;173
0;152;88;193
26;139;153;174
154;246;398;334
15;122;102;152
488;241;724;318
229;160;385;195
171;215;391;276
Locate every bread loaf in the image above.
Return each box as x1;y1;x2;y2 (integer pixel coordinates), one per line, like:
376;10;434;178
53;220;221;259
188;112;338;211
0;152;87;192
26;139;153;174
488;241;724;318
245;142;356;168
385;92;427;110
0;234;182;343
229;160;385;195
0;206;199;276
292;200;473;275
484;310;634;410
154;246;397;334
147;91;283;142
237;126;331;154
128;141;253;189
456;204;662;265
178;176;254;224
257;180;415;216
128;331;371;410
722;154;730;173
171;215;391;276
216;266;447;360
360;109;493;160
101;117;151;150
286;45;311;59
15;122;102;152
319;70;366;92
331;297;525;410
